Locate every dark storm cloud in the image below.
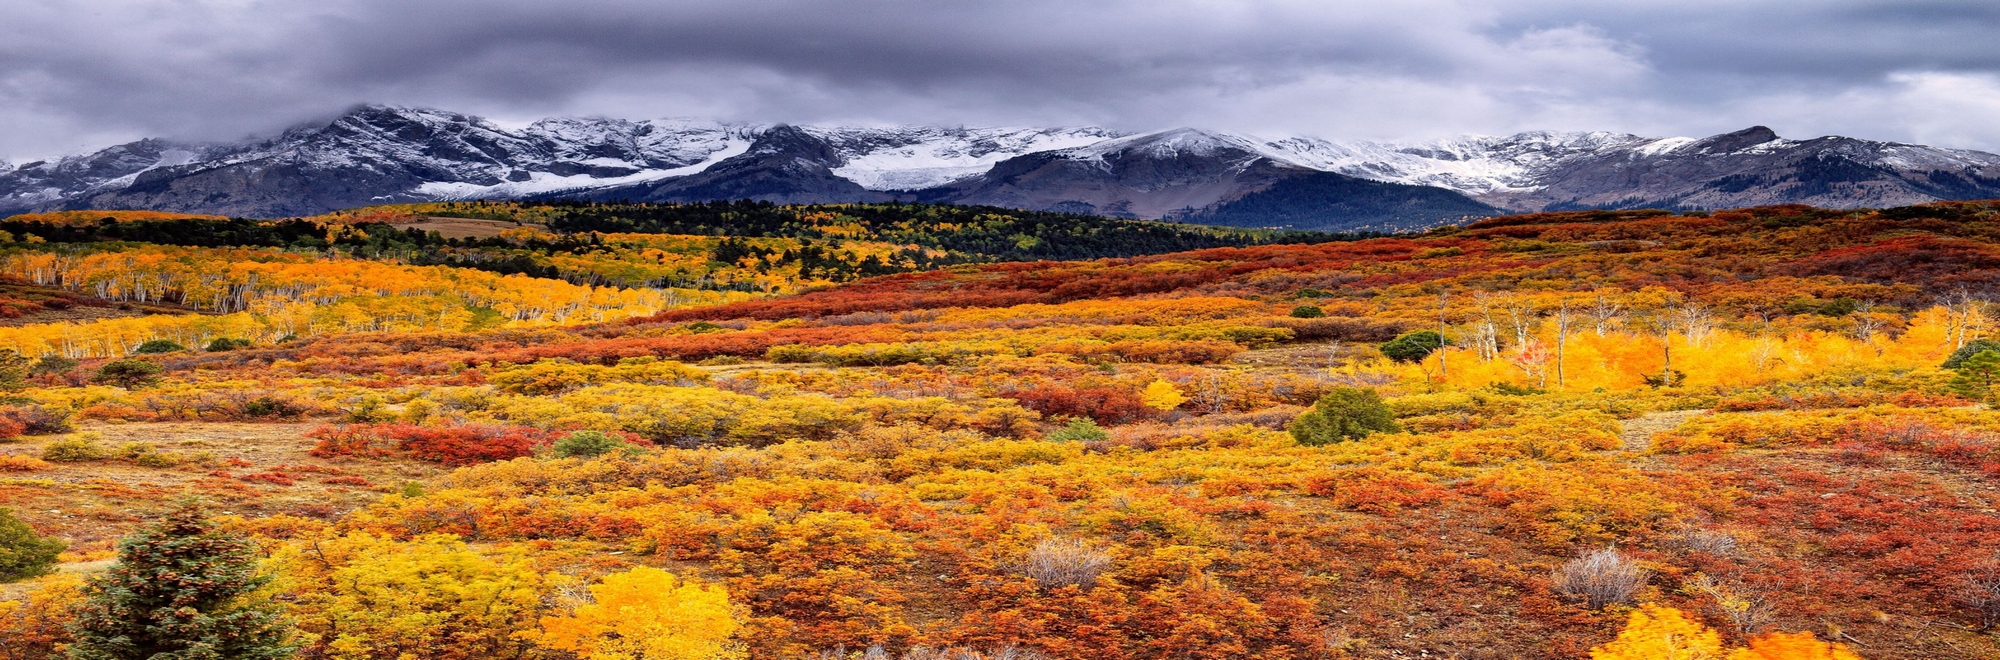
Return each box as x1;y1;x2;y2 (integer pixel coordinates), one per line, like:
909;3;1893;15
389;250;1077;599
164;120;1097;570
4;0;2000;161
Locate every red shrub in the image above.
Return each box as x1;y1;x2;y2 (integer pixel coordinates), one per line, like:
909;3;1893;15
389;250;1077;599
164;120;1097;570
323;476;374;487
307;423;557;466
1794;235;2000;286
1715;389;1970;412
396;424;554;465
275;463;349;475
1001;385;1152;425
307;425;394;459
240;471;297;486
1105;339;1242;364
1305;468;1445;513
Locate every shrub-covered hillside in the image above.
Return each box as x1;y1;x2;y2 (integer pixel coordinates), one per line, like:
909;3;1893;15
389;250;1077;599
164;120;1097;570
0;201;1357;294
2;201;2000;659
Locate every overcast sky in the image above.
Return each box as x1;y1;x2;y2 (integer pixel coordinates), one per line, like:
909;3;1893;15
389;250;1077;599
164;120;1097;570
3;0;1998;161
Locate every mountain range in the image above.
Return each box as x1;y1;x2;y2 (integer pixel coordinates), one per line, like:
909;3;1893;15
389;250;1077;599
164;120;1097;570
5;104;1999;231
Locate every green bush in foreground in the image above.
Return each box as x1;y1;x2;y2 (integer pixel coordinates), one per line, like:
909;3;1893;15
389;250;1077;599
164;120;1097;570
0;506;62;582
1047;418;1110;443
68;501;294;660
1290;387;1399;445
552;430;633;458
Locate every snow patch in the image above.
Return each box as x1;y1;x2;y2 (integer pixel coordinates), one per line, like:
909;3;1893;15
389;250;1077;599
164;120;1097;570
1634;137;1696;157
412;136;752;199
1249;131;1658;194
817;125;1122;190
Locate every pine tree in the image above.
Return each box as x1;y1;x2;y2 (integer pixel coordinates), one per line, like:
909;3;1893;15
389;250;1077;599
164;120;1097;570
1950;349;2000;401
67;501;294;660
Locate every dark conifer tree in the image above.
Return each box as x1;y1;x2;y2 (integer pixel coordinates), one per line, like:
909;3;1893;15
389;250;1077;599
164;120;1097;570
67;501;293;660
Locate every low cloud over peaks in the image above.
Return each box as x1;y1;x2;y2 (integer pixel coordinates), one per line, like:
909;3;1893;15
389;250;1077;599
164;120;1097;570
4;0;2000;160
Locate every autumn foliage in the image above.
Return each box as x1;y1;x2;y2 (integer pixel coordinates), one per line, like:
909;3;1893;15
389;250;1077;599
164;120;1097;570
11;201;2000;658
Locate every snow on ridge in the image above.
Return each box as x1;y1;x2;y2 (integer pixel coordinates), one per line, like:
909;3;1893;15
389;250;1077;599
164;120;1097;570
1241;130;1662;195
1057;128;1268;162
16;103;2000;213
95;148;206;190
414;136;753;200
1633;137;1697;157
815;125;1124;190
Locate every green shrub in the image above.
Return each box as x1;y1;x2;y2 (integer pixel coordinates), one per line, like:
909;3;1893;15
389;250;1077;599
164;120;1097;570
0;506;62;582
397;398;437;425
29;355;79;376
1047;418;1110;443
42;433;110;462
1289;387;1399;445
92;359;163;389
1944;339;2000;369
1379;330;1447;363
1483;382;1546;396
345;395;393;423
241;396;304;419
133;339;187;354
204;337;253;352
117;442;201;468
1289;305;1326;319
551;430;631;459
0;350;27;392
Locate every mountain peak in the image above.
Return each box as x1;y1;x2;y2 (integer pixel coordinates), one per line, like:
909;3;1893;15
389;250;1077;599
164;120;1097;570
1692;126;1783;153
1068;127;1266;161
4;107;1998;223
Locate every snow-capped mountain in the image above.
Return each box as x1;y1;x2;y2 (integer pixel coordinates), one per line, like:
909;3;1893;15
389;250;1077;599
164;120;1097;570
808;125;1125;190
5;104;1999;230
1267;126;2000;211
1256;131;1662;195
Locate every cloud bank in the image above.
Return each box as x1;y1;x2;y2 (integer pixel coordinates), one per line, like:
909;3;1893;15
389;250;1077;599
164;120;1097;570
3;0;1997;160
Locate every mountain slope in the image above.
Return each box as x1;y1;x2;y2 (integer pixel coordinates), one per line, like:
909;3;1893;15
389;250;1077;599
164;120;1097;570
915;129;1497;229
1266;126;2000;211
923;129;1302;218
809;125;1125;190
1180;171;1502;231
5;105;1999;227
575;125;892;205
1497;126;2000;210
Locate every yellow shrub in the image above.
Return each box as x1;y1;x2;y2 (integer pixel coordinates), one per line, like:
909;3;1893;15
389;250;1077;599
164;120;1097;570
533;566;746;660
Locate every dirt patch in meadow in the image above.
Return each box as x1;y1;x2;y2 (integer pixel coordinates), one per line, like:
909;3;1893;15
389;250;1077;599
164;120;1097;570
0;421;444;554
392;216;526;239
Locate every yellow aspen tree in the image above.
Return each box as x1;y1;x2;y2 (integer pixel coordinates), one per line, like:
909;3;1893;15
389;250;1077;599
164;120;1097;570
535;566;746;660
1727;632;1864;660
1590;605;1726;660
1140;379;1188;412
